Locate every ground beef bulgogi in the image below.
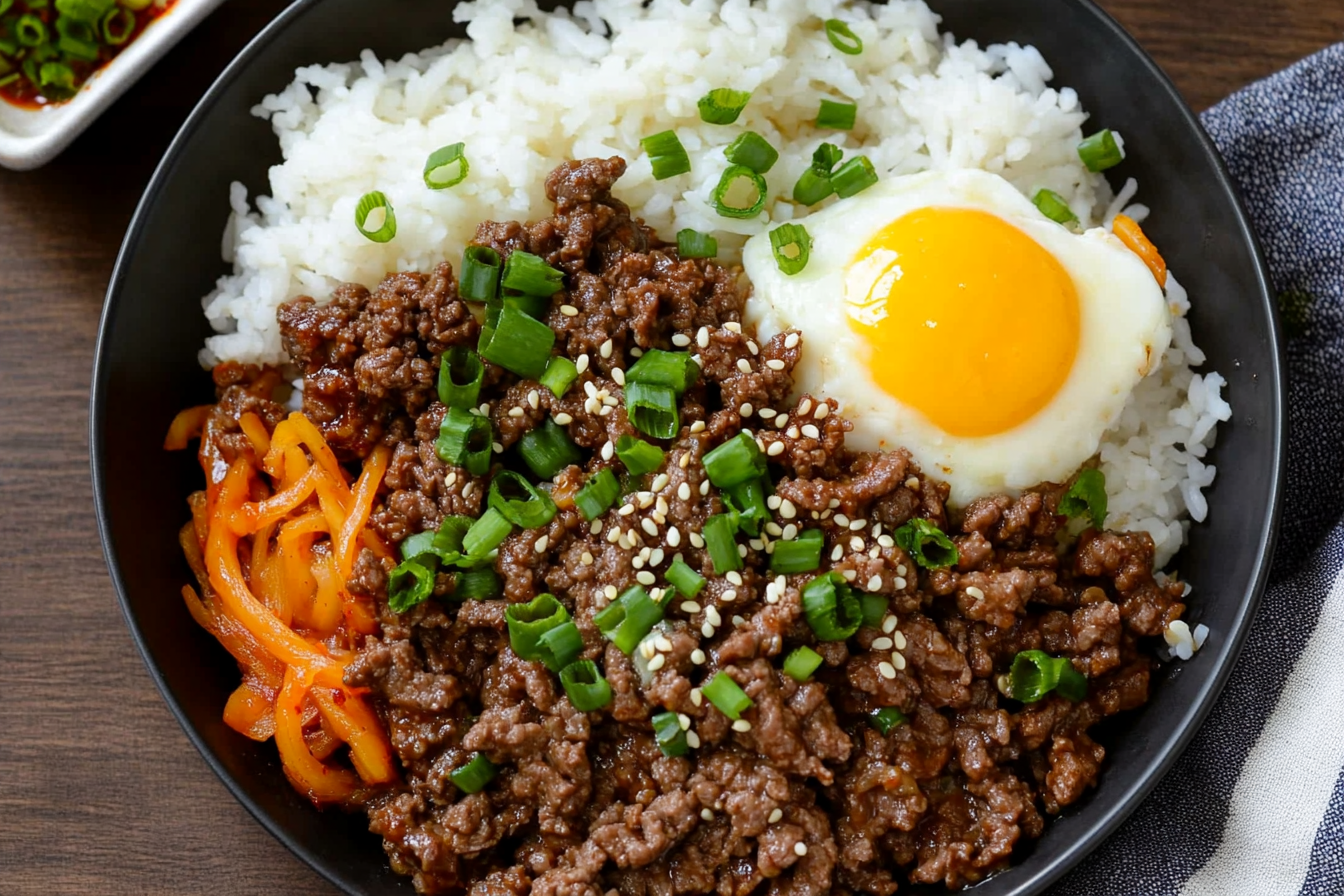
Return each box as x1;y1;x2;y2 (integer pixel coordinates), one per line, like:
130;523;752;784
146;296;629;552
207;157;1188;894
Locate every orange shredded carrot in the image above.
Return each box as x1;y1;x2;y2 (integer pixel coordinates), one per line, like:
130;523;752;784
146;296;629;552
164;405;214;451
234;466;320;535
274;667;359;802
238;412;272;457
224;680;277;742
1113;213;1168;287
308;551;347;636
336;445;390;578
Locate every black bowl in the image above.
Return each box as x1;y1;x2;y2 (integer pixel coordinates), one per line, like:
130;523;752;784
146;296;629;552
91;1;1284;893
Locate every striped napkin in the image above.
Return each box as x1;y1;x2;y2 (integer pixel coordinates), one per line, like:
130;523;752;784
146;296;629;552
1054;43;1344;896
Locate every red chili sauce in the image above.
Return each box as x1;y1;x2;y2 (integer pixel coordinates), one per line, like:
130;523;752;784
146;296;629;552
0;0;178;109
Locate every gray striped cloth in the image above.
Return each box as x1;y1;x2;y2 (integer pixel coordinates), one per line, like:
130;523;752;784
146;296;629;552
1055;43;1344;896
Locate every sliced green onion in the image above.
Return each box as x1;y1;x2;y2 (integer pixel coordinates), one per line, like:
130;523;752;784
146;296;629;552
387;558;437;613
593;585;665;655
488;470;559;529
615;434;665;477
101;7;134;44
57;32;99;62
463;507;513;559
0;74;19;89
711;165;767;219
768;223;812;275
817;99;857;131
119;0;155;8
725;478;769;537
792;169;834;206
665;558;706;598
435;406;493;476
574;468;620;521
801;570;862;641
1058;468;1108;529
812;142;844;174
560;660;612;711
423;143;469;189
15;15;47;47
893;518;959;569
434;514;473;557
625;349;699;394
455;567;502;600
354;191;397;243
518;418;582;480
400;530;439;564
860;594;887;630
459;245;502;303
723;131;778;173
1009;650;1088;702
540;356;579;398
783;645;824;682
831;156;878;198
38;61;75;92
501;250;564;297
698;87;752;125
824;18;863;55
1078;129;1123;172
506;593;569;661
450;753;497;793
438;346;484;409
505;291;551;321
703;671;753;720
537;620;584;672
55;0;113;23
703;431;766;490
676;229;718;259
652;710;689;757
478;304;555;380
641;129;692;180
770;528;823;574
869;707;908;735
0;37;18;59
1032;188;1078;225
624;381;679;440
0;0;14;16
704;513;743;574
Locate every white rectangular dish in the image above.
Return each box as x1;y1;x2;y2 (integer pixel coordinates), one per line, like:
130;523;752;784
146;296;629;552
0;0;228;171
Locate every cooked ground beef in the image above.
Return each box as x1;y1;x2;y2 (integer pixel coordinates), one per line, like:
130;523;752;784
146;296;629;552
231;157;1188;894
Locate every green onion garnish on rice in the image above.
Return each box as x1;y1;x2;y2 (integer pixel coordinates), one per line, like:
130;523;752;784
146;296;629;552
354;191;397;243
1078;129;1123;172
423;143;470;189
641;129;692;180
1032;188;1079;225
816;98;857;131
1058;468;1108;528
698;87;752;125
711;165;767;219
769;222;812;275
676;229;718;259
831;155;878;198
723;131;779;173
824;18;863;55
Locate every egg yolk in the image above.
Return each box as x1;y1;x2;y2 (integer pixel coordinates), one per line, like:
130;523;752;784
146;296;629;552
844;207;1080;437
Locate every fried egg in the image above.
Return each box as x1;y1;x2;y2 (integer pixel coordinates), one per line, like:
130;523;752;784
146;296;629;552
742;168;1171;506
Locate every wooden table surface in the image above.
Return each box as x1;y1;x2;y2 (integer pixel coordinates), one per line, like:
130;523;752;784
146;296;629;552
1;1;1339;893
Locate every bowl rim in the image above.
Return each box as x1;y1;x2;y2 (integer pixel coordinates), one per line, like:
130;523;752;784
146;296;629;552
90;0;1286;893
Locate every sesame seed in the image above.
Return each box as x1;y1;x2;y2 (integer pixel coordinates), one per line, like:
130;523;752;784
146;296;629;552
737;359;752;374
722;590;737;602
732;719;752;733
849;536;864;551
867;574;883;591
828;498;841;509
600;439;614;461
581;551;594;566
834;514;850;528
725;321;742;333
478;403;490;415
691;651;706;667
878;534;894;548
782;524;798;540
640;640;657;659
508;406;524;418
584;380;598;399
794;842;808;857
553;412;573;426
726;570;743;586
966;586;986;600
636;570;656;586
700;480;711;496
892;652;907;671
893;631;907;649
774;415;788;429
896;564;907;576
492;441;504;453
767;441;785;457
764;522;784;537
769;808;784;823
672;333;691;347
732;615;745;626
445;472;458;488
785;332;800;349
649;548;665;566
882;615;898;634
576;354;590;373
747;340;759;355
766;495;782;511
600;338;613;358
632;555;645;569
765;589;779;605
680;601;701;614
894;577;907;590
647;654;666;672
679;452;690;469
532;535;549;553
801;424;820;439
869;546;880;559
599;405;613;416
526;389;540;410
690;420;706;434
590;520;602;535
738;544;748;558
780;500;797;520
618;503;636;516
872;637;893;651
690;532;706;548
905;476;920;490
667;527;682;547
831;545;844;561
849;519;866;531
631;347;644;357
705;606;722;625
740;403;754;417
758;408;777;420
612;367;627;386
878;661;897;680
677;482;692;502
559;304;579;317
766;359;786;371
687;730;702;749
842;569;857;582
604;585;619;599
702;622;715;638
652;473;670;492
814;403;829;419
701;808;714;822
696;326;710;348
677;713;691;730
638;492;655;509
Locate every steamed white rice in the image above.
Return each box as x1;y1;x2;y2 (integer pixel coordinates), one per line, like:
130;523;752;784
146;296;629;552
198;0;1230;567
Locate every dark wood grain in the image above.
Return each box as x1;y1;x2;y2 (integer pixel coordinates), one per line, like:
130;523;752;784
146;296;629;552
0;1;1336;893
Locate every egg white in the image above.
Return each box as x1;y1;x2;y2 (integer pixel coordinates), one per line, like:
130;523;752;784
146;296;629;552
743;168;1172;506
